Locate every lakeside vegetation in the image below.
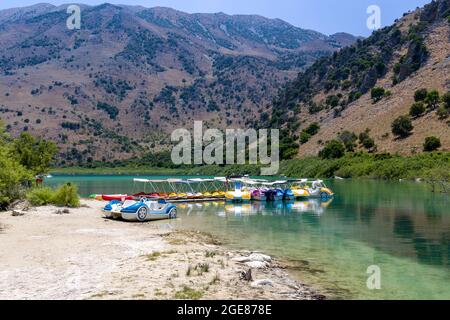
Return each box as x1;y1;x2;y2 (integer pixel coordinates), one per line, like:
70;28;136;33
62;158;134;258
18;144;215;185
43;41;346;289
280;152;449;181
51;152;450;183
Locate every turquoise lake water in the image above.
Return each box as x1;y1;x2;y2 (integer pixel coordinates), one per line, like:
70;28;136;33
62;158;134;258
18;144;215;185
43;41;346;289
46;175;450;299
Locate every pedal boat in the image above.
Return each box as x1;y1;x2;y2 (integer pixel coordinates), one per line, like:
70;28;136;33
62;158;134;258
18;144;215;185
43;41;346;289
293;180;334;199
251;189;267;201
103;198;177;222
225;189;251;202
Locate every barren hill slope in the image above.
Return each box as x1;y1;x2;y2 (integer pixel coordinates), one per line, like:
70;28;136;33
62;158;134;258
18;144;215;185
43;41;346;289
0;3;356;163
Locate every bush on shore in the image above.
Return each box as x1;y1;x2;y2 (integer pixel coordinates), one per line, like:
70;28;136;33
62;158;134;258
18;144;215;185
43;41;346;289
27;184;80;208
27;187;54;206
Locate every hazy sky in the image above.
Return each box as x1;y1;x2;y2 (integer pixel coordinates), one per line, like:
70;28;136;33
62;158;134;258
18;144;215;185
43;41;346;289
0;0;431;36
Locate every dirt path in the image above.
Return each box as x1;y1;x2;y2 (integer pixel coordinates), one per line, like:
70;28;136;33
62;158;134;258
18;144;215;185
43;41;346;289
0;200;323;300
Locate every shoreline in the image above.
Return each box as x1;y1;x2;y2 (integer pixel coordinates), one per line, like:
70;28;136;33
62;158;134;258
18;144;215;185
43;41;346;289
0;200;324;300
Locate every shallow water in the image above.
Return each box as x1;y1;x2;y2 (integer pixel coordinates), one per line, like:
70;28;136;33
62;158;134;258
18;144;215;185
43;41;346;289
46;176;450;299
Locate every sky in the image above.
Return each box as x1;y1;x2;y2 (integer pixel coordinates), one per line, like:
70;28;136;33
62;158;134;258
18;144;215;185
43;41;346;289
0;0;431;36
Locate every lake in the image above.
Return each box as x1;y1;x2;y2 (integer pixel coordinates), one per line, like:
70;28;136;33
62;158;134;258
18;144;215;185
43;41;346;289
46;175;450;299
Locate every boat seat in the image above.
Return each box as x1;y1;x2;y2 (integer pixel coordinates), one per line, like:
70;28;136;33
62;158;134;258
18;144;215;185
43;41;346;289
122;200;136;208
148;202;158;211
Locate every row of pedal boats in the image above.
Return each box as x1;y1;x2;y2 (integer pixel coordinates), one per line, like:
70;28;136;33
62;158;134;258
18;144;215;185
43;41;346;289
93;177;335;203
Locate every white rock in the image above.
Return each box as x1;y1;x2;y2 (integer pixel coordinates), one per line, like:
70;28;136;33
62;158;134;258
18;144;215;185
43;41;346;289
232;253;272;264
251;279;274;287
249;253;272;262
245;261;268;269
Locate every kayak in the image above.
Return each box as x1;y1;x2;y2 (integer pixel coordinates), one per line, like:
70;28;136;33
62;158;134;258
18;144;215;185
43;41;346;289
101;194;134;201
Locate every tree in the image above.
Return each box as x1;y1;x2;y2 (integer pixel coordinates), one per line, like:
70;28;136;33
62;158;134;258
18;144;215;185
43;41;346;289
0;146;32;209
392;115;413;138
338;131;357;152
300;131;311;144
319;140;345;159
425;90;440;110
0;121;32;208
326;95;340;108
414;88;428;102
11;132;58;175
358;129;377;152
371;87;386;102
409;102;425;118
304;122;320;136
423;136;441;152
361;136;376;152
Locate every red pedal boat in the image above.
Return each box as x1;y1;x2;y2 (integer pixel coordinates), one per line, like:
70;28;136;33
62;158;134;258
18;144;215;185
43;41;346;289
101;194;134;201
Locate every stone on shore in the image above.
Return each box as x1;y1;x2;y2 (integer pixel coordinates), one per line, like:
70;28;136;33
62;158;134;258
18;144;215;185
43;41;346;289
12;210;26;217
250;279;274;287
232;253;272;263
245;261;268;269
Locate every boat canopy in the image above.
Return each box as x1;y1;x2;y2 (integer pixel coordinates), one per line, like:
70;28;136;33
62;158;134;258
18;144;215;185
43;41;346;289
287;178;308;183
188;178;216;183
133;178;167;183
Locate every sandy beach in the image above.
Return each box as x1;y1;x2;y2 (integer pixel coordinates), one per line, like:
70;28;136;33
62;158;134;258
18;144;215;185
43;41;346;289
0;200;323;300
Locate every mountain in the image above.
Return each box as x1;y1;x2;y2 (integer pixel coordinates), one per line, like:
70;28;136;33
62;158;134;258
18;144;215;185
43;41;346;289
269;0;450;157
0;3;358;163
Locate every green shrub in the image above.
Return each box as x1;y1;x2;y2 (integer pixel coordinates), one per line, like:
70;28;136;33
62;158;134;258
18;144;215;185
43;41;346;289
358;129;377;152
319;140;345;159
300;131;311;144
303;122;320;136
338;131;357;152
371;87;386;102
392;115;413;138
26;184;80;207
409;102;426;118
414;88;428;102
27;187;54;206
425;90;440;110
437;106;449;120
361;137;376;152
423;137;441;152
52;184;80;208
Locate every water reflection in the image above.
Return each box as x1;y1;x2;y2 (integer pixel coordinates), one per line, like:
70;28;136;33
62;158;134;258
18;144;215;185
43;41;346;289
176;199;334;217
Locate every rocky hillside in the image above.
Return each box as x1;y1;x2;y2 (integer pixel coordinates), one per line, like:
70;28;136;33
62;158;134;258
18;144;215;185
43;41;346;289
268;0;450;157
0;3;357;163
